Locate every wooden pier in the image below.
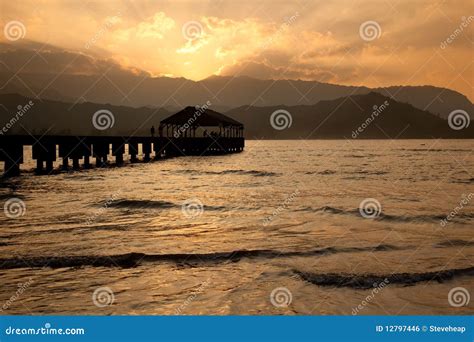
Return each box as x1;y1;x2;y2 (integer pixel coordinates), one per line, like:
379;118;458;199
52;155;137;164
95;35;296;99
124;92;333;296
0;106;245;177
0;135;245;177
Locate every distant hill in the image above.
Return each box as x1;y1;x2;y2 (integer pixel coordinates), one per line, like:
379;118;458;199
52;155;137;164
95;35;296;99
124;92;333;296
374;85;473;119
1;43;471;119
0;93;169;136
0;92;472;139
225;92;474;139
1;72;472;120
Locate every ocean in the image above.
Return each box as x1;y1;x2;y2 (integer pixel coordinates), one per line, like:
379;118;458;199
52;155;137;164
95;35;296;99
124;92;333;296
0;140;472;315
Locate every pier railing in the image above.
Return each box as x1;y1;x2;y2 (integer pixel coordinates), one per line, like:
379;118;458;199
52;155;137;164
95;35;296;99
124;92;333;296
0;135;245;177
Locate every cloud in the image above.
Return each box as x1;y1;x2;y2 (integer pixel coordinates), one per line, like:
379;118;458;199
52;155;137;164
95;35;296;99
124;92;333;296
176;34;209;54
0;42;150;77
0;1;472;100
218;60;339;82
114;12;175;40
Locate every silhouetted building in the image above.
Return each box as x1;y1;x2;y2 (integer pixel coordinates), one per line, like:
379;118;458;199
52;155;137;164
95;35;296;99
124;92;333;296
159;106;244;139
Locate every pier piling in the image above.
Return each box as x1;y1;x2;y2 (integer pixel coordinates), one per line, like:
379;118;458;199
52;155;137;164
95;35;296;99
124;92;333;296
0;135;244;177
142;142;151;162
129;142;139;163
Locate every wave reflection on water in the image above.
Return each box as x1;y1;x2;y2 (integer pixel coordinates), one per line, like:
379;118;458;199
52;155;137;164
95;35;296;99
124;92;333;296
0;140;473;315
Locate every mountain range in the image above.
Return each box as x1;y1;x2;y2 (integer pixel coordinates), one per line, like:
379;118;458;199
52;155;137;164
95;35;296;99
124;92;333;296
1;72;472;120
0;92;472;139
0;43;472;139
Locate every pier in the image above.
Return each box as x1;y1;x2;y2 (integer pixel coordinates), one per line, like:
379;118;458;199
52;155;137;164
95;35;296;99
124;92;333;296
0;107;244;177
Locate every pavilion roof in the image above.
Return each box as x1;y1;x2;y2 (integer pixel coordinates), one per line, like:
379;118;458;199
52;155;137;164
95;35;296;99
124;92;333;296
160;106;243;127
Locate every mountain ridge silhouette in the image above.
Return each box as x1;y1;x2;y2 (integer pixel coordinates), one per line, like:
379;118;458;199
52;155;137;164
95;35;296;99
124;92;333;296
0;92;471;139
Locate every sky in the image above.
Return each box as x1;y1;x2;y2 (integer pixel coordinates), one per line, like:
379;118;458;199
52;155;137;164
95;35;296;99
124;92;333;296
1;0;473;100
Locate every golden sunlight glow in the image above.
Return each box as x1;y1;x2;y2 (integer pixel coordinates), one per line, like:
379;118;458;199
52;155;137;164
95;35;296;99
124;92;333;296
0;0;472;99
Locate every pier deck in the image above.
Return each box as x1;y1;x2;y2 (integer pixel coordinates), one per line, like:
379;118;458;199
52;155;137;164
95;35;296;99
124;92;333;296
0;135;245;177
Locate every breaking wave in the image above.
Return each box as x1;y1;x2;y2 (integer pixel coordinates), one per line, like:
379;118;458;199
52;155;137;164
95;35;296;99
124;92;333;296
293;266;474;289
297;206;473;223
0;244;406;269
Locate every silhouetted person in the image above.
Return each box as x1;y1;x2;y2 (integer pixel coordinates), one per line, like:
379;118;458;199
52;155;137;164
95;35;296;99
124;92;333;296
151;125;155;137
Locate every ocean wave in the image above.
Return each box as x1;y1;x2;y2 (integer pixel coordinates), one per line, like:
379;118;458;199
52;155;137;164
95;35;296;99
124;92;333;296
352;170;388;175
434;240;474;248
0;244;406;269
0;193;25;200
293;266;474;289
217;169;279;177
397;149;469;152
303;170;336;175
108;199;176;209
106;199;225;211
298;206;473;223
174;169;279;177
452;178;474;184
